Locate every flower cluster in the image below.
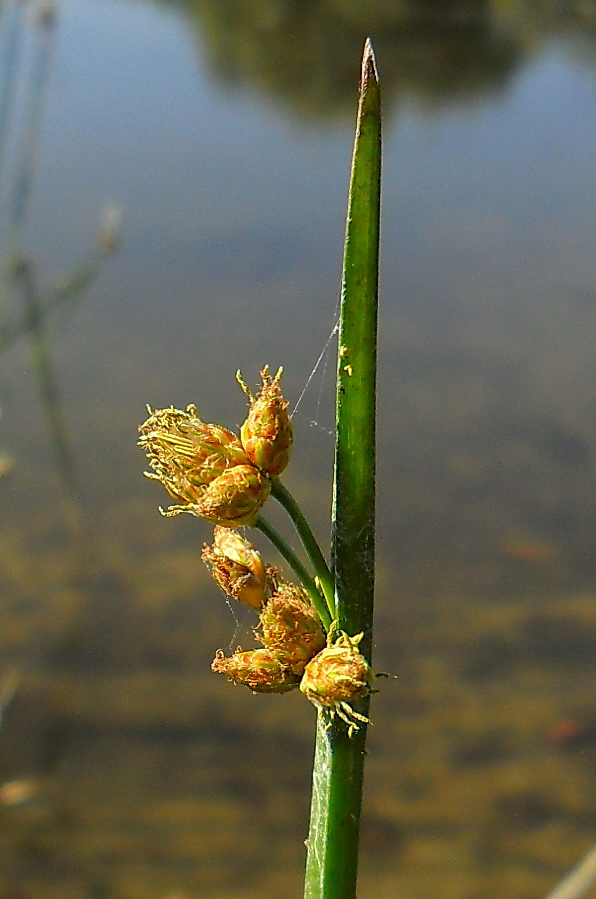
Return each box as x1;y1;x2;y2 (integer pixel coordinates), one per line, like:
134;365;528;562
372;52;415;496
139;367;374;735
205;528;325;691
138;366;292;526
204;529;374;734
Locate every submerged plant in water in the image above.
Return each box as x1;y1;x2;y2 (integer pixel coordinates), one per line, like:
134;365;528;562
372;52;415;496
139;39;381;899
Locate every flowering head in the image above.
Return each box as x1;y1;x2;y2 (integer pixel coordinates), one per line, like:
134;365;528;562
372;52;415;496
258;583;326;675
238;366;293;476
139;404;249;496
139;406;270;524
300;631;374;736
202;526;268;609
212;647;301;693
189;464;270;526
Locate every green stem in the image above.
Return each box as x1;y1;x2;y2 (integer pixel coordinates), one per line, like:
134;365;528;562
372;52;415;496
254;514;332;630
304;38;381;899
305;711;369;899
270;477;336;620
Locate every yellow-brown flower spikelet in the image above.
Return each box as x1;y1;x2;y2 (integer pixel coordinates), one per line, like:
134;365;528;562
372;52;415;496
258;583;326;675
300;631;374;736
139;404;249;500
238;366;293;476
190;464;270;526
139;403;271;525
211;648;301;693
202;526;269;610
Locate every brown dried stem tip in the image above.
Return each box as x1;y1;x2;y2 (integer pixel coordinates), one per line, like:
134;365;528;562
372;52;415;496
237;366;293;476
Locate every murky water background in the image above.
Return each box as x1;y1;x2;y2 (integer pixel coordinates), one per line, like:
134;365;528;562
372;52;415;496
1;2;596;897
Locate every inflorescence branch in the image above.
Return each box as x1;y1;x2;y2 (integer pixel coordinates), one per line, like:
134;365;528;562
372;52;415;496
138;365;373;733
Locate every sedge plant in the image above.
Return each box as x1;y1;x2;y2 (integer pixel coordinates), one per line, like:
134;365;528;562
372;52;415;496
138;40;381;899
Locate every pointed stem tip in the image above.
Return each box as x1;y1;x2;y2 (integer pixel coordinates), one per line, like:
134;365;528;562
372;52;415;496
362;38;379;86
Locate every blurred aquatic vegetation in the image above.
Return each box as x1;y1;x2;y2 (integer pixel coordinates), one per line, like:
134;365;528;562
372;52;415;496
0;0;119;525
494;0;596;48
179;0;596;118
0;405;15;476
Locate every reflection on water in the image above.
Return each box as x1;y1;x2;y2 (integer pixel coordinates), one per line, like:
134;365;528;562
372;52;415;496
1;0;596;897
184;0;596;116
0;0;117;542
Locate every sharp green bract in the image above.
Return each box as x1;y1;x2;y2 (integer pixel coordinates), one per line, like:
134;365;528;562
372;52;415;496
304;38;381;899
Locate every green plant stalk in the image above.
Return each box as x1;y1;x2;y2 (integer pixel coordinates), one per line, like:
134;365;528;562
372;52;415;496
271;477;336;620
304;38;381;899
18;257;82;536
255;514;332;630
